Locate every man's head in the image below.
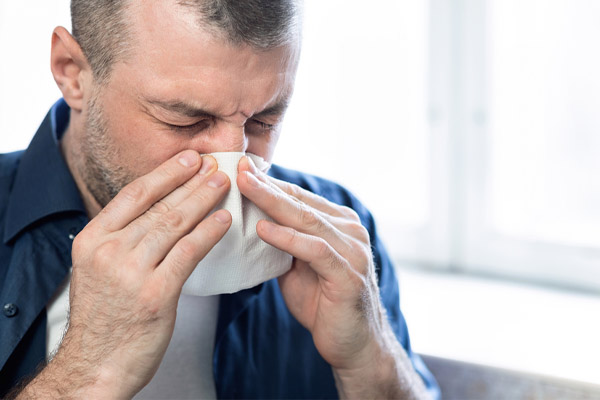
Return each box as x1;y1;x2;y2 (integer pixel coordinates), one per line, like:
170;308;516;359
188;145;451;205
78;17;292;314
51;0;302;213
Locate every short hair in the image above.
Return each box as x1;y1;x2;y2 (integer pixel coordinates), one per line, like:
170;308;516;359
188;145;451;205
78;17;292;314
71;0;302;84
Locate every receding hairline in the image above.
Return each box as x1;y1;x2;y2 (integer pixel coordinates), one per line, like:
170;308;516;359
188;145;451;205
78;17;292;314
71;0;303;84
177;0;302;49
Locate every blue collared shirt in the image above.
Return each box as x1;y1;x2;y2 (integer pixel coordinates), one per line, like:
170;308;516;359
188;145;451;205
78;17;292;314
0;99;439;398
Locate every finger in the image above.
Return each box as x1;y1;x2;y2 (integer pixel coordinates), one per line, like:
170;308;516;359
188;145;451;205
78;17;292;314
91;150;203;233
133;170;231;268
238;168;353;253
157;209;232;296
123;155;219;244
320;215;372;244
256;220;362;288
239;162;369;248
238;156;348;218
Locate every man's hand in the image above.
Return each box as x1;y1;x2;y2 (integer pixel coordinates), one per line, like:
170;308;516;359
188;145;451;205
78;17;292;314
17;151;232;399
238;157;429;399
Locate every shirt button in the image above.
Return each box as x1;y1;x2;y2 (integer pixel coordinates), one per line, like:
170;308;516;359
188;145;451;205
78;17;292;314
68;227;79;240
3;303;18;318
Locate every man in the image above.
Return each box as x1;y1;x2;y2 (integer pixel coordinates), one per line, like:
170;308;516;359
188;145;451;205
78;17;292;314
0;0;439;398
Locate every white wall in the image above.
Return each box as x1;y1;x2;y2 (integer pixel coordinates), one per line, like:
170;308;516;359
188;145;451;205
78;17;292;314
0;1;71;152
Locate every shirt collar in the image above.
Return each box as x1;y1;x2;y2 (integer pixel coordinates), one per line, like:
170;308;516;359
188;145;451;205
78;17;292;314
3;99;87;244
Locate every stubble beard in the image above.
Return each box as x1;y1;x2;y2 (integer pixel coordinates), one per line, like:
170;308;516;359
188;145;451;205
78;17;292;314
78;90;137;209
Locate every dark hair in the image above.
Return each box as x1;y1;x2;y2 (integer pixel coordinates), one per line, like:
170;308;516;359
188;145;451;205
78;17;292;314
71;0;302;84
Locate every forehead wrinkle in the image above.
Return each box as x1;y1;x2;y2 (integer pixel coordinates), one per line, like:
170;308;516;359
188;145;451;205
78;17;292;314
141;91;291;124
143;98;214;119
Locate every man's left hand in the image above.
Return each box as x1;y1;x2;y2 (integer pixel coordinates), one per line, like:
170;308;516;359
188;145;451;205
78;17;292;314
237;157;428;399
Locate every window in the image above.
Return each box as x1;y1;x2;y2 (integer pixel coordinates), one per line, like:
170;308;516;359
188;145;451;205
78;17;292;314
457;0;600;290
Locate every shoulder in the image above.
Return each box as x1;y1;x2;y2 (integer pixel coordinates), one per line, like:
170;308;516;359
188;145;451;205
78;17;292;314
0;151;23;178
0;151;24;213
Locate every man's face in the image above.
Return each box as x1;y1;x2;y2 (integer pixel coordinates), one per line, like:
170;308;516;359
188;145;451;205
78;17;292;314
77;1;300;207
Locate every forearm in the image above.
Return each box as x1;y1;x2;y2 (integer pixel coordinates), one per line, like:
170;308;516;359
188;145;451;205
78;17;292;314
12;363;90;399
333;325;430;400
9;333;131;400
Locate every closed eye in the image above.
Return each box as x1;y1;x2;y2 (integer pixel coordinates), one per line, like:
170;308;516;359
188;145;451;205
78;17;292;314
252;120;275;129
165;118;276;135
247;119;276;135
166;119;211;133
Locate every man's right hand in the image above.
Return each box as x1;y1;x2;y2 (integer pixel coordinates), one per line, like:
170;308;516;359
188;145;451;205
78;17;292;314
16;150;231;399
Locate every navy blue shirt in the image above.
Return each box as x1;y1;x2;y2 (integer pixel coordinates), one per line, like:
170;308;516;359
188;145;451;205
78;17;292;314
0;99;439;398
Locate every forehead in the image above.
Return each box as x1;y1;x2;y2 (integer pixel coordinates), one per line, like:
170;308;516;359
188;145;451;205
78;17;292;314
110;1;300;115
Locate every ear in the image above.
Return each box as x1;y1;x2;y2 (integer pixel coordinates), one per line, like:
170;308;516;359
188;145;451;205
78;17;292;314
50;26;92;112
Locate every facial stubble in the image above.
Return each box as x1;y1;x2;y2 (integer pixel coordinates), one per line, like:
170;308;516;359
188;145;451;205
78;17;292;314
78;90;137;208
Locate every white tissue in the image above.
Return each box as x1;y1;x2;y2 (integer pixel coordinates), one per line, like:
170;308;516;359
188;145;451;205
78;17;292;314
181;152;293;296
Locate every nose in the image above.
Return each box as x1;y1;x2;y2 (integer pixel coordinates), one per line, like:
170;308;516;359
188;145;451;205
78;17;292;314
201;122;249;154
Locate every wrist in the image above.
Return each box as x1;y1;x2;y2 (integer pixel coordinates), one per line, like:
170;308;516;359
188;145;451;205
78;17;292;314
332;326;428;400
332;336;396;397
16;340;133;400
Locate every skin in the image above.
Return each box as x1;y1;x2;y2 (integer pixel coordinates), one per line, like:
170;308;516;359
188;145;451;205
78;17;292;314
14;1;429;399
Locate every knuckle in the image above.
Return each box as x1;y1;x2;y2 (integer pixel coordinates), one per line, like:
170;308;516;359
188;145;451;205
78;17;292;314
350;222;370;243
299;205;325;232
162;209;187;231
341;206;361;222
120;181;149;205
150;200;171;216
299;204;317;226
92;239;120;267
265;186;284;205
352;242;373;269
288;183;303;198
313;238;331;259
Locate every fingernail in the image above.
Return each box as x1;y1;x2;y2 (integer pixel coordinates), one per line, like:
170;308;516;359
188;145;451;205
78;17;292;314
214;210;230;224
179;151;198;167
245;171;260;188
199;156;216;175
208;171;227;188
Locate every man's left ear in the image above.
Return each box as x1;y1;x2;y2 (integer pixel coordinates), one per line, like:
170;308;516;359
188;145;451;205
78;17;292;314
50;26;92;112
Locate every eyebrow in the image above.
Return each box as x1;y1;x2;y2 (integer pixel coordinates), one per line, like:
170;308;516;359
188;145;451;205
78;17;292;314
145;99;214;119
254;98;290;118
144;97;291;120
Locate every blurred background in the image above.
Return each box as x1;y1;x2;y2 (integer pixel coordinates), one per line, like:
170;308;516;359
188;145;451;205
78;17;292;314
1;1;599;398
